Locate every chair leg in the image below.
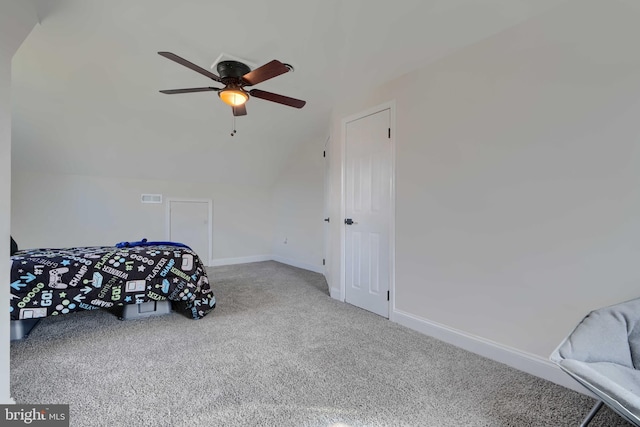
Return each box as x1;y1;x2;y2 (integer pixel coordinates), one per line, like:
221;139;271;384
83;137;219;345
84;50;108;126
580;401;604;427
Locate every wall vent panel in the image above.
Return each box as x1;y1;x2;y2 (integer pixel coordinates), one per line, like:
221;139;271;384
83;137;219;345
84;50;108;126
141;194;162;204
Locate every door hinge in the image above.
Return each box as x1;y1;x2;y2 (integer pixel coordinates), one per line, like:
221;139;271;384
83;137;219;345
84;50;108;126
387;291;390;301
388;128;391;139
322;259;325;266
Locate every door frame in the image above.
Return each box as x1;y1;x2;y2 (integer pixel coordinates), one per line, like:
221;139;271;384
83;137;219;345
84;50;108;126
165;198;213;267
323;134;331;279
340;100;396;320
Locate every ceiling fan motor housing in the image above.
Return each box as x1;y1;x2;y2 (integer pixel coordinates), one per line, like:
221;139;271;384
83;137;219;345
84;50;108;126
217;60;251;82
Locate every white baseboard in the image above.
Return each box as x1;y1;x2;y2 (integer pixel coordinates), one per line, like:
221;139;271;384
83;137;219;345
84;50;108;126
208;254;324;275
209;255;271;267
272;255;324;274
393;308;595;397
329;287;342;300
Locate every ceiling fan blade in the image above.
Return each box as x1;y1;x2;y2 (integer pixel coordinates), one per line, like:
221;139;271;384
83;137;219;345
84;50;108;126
158;51;222;82
159;87;220;94
242;60;290;86
232;104;247;116
249;89;306;109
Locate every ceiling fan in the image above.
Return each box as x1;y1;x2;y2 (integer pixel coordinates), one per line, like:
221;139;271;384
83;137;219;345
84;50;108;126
158;51;306;116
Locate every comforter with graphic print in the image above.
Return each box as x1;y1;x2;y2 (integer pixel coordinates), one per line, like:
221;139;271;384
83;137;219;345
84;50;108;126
10;245;215;321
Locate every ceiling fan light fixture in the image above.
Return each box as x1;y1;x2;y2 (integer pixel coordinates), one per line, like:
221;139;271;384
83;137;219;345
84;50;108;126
219;89;248;106
158;52;306;115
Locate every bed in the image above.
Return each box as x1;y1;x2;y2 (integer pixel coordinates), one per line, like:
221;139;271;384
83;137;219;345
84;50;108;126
10;242;216;339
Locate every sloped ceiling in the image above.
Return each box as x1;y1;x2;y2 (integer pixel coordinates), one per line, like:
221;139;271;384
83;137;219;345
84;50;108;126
12;0;568;186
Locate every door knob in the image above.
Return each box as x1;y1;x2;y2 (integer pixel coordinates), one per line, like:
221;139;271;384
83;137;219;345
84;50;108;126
344;218;357;225
324;218;330;222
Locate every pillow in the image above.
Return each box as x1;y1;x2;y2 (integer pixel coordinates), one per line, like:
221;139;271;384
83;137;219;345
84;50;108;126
10;236;18;256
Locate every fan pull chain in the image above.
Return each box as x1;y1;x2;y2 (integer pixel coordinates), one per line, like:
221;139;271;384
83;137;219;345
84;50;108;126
231;115;237;137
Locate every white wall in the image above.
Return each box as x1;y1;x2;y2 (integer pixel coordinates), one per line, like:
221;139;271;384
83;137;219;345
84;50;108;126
11;173;273;265
1;0;37;404
328;0;640;385
271;137;325;273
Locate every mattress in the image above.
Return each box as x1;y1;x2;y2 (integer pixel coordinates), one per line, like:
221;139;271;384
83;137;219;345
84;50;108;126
10;245;216;321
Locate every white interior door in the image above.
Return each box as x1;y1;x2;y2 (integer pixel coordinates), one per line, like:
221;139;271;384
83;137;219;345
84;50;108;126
167;199;211;266
345;108;392;318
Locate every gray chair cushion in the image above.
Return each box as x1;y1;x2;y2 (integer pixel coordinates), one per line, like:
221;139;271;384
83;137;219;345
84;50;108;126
551;298;640;426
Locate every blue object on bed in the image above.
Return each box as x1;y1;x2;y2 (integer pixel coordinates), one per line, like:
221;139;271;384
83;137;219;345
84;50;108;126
115;238;191;249
550;298;640;426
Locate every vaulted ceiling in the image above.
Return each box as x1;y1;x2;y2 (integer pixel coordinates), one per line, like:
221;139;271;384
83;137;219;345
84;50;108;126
12;0;569;185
